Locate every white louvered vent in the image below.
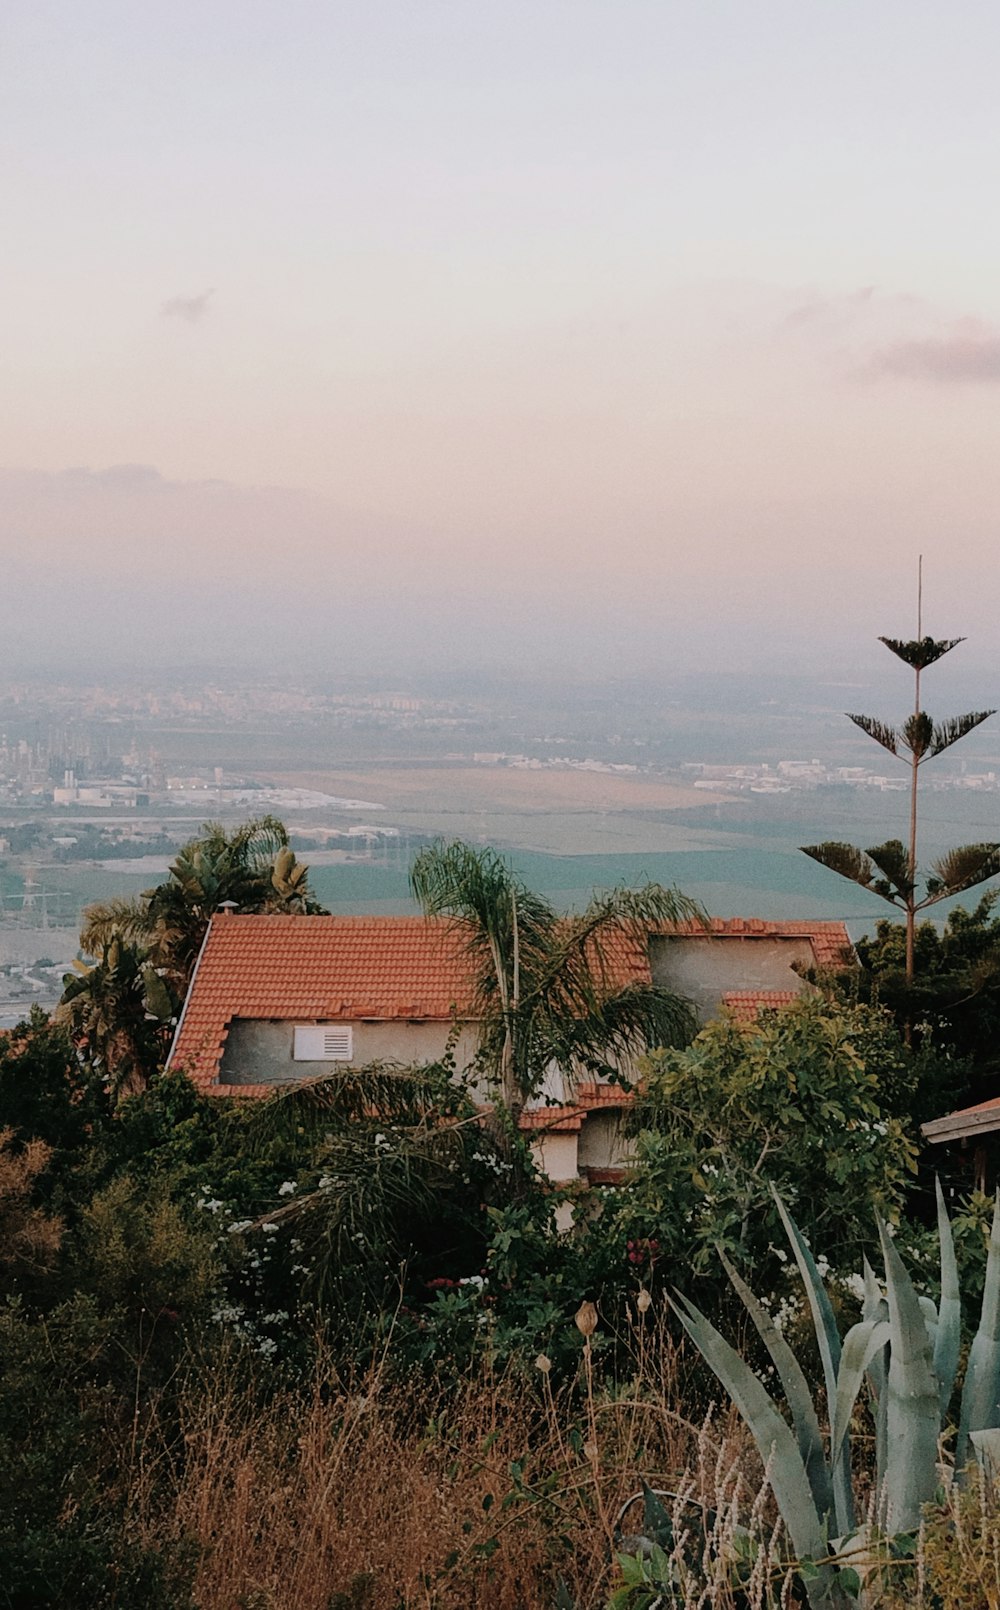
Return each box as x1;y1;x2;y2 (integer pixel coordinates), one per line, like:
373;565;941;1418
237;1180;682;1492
293;1025;354;1062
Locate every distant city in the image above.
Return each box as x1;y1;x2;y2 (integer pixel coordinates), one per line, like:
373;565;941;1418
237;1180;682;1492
2;668;999;1025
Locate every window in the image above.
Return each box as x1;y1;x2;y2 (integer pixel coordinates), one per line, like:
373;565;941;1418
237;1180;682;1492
293;1024;354;1062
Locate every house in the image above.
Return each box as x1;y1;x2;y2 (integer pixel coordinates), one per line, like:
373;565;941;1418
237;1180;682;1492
167;910;852;1181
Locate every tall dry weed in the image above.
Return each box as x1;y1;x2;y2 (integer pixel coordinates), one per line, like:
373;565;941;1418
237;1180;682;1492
125;1320;782;1609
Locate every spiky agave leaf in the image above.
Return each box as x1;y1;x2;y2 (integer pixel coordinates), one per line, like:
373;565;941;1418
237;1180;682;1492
830;1318;891;1472
877;1219;941;1534
934;1178;961;1417
862;1257;889;1482
770;1187;854;1536
924;844;1000;904
969;1428;1000;1481
668;1290;830;1566
929;711;996;757
846;714;898;755
918;1293;939;1351
879;636;964;670
957;1193;1000;1472
718;1247;833;1522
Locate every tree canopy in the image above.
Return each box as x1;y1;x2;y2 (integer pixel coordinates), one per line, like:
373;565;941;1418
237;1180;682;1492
409;839;703;1111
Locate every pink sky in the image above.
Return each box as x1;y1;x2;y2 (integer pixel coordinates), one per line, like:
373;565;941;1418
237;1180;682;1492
2;3;1000;675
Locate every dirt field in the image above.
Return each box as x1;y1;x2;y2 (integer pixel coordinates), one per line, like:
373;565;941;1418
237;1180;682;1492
272;765;719;814
267;766;727;854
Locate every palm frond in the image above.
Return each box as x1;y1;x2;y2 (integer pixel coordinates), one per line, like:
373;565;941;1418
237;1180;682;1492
583;881;707;936
846;714;898;755
930;711;996;757
410;841;698;1103
257;1116;489;1301
244;1059;471;1148
879;636;964;670
78;896;151;959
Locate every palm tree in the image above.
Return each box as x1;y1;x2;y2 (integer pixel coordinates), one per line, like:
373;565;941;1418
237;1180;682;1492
80;816;324;996
245;1057;492;1304
55;934;173;1101
409;840;703;1115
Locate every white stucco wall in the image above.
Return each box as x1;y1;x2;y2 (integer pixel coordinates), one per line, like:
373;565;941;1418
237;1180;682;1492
530;1131;580;1183
577;1110;635;1173
219;1017;480;1084
648;936;811;1022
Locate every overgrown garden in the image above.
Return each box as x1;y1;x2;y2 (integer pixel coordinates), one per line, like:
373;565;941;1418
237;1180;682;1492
3;804;1000;1606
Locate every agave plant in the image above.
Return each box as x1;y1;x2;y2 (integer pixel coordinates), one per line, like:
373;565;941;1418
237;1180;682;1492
668;1182;1000;1606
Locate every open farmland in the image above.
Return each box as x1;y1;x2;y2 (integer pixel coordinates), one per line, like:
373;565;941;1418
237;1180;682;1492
270;765;726;855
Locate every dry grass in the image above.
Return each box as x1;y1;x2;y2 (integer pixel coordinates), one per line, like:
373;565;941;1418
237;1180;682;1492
133;1314;1000;1609
0;1127;63;1274
126;1326;788;1610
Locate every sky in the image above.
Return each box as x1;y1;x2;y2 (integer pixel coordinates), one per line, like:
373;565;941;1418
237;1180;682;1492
3;1;1000;680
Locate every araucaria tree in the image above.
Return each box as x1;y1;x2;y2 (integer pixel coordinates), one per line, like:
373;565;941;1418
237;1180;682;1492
802;629;1000;987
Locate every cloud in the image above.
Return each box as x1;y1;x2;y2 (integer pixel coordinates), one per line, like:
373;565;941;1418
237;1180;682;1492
865;329;1000;383
771;289;1000;385
161;288;215;323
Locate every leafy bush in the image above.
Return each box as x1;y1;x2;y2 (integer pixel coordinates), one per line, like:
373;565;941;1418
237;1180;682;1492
626;995;917;1289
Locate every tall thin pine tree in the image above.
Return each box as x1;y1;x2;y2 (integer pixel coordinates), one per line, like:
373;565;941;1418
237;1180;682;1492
802;561;1000;995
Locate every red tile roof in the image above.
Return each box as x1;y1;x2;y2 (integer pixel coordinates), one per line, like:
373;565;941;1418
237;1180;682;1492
722;989;799;1023
665;917;851;970
582;1166;629;1186
575;1081;635;1109
170;914;477;1089
516;1082;636;1134
517;1107;585;1133
169;911;853;1092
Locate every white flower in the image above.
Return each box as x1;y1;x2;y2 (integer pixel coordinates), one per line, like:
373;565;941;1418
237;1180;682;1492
277;1181;297;1196
261;1221;280;1234
210;1302;246;1325
228;1219;254;1235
